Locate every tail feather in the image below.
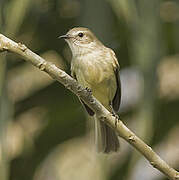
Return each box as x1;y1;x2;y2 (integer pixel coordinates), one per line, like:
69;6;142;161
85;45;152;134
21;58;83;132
95;116;120;153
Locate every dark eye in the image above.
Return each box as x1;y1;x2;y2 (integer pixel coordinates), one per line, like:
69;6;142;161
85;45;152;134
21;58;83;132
78;32;84;37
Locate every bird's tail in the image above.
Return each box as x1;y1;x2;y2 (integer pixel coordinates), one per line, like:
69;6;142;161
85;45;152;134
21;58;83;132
95;115;120;153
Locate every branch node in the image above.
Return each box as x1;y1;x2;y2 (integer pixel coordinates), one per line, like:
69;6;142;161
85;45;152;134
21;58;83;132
3;47;8;51
18;42;27;52
0;46;8;52
150;161;157;168
37;62;46;71
129;135;135;142
98;115;107;122
55;66;66;78
90;98;95;104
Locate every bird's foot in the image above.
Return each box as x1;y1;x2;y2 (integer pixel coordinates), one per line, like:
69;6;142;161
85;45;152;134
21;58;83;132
112;113;120;127
109;102;120;127
85;87;92;94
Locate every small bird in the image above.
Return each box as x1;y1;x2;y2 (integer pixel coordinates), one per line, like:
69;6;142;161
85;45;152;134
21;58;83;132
60;27;121;153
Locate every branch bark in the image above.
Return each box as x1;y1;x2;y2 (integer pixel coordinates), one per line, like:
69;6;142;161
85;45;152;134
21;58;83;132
0;34;178;180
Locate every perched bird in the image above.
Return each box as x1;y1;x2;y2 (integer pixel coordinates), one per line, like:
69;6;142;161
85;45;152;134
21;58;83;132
60;27;121;153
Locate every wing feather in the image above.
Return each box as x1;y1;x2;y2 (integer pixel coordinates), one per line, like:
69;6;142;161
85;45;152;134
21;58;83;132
109;49;121;112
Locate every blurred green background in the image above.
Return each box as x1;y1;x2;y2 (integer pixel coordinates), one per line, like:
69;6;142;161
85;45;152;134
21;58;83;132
0;0;179;180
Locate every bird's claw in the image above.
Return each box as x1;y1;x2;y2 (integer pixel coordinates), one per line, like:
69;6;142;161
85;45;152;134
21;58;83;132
109;101;119;127
112;113;119;127
85;87;92;94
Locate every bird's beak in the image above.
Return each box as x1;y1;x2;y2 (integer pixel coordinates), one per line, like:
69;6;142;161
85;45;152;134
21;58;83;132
58;34;70;39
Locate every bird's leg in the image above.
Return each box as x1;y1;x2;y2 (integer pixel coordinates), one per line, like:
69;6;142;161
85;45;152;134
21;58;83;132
109;101;119;127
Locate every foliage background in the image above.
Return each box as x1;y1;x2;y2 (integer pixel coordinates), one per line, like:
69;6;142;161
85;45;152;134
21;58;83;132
0;0;179;180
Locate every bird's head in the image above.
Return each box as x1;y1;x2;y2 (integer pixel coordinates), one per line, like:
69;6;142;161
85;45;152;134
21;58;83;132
59;27;102;56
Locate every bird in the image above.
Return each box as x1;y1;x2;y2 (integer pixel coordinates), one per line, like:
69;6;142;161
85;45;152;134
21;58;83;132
59;27;121;153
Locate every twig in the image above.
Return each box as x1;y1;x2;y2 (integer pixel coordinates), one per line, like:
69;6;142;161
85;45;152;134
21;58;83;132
0;34;178;180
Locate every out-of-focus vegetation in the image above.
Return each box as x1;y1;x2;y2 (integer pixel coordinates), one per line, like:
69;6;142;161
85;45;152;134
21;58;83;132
0;0;179;180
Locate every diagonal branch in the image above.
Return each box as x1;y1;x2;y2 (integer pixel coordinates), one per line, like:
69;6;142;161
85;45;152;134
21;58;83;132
0;34;178;180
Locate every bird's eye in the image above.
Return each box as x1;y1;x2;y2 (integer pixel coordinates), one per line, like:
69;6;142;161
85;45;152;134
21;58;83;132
78;32;84;37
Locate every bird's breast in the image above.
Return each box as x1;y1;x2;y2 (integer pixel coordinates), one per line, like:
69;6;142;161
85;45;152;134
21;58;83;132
73;55;111;85
71;53;117;108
